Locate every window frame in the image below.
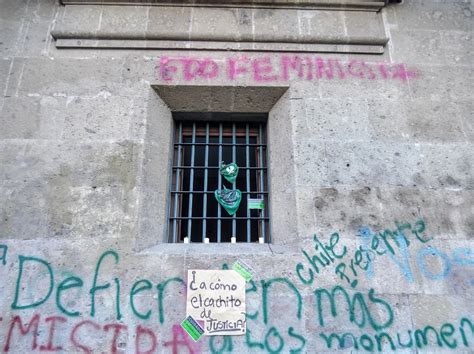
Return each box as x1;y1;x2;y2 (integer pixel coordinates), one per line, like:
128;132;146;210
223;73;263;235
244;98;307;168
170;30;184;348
168;113;270;244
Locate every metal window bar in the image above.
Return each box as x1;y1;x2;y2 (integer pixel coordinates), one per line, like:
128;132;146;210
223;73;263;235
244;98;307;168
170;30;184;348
169;120;268;243
232;123;236;239
217;123;223;243
186;123;196;241
245;123;251;243
258;124;266;242
202;123;209;242
171;122;183;243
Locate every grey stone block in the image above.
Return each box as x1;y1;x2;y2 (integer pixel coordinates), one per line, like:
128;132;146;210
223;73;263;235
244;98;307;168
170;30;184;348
386;1;473;32
367;98;412;143
440;31;473;66
391;28;472;67
61;95;134;140
3;58;26;98
45;184;135;238
0;96;66;139
0;140;141;188
0;97;41;139
409;295;473;324
408;64;472;101
146;6;191;38
17;58;125;97
391;29;445;66
0;19;24;57
301;186;383;237
323;141;425;187
0;0;29;21
304;98;370;141
403;98;468;143
99;5;148;37
373;186;473;239
318;69;411;100
54;4;102;36
0;181;49;240
420;142;474;189
0;59;12;95
294;139;328;187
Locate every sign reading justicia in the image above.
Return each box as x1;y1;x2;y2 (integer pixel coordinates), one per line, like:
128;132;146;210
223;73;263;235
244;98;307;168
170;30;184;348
186;270;246;336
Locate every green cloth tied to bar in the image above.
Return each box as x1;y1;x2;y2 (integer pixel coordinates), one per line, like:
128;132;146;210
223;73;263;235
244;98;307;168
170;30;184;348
220;162;239;184
214;187;242;216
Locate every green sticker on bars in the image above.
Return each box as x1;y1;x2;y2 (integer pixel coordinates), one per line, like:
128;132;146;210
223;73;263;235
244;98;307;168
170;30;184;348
248;198;264;209
181;315;204;341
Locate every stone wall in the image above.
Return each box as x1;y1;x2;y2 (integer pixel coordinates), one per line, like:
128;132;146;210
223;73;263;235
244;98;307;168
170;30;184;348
0;0;472;352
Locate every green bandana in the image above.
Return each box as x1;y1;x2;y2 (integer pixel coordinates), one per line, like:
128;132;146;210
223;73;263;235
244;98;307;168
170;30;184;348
214;187;242;216
220;162;239;184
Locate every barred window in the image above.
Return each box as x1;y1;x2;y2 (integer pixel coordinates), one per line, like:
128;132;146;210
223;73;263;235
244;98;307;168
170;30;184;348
168;113;269;243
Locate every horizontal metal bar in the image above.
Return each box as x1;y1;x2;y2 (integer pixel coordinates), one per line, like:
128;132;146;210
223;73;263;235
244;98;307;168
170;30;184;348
170;217;270;220
171;191;268;194
175;142;266;147
172;166;267;170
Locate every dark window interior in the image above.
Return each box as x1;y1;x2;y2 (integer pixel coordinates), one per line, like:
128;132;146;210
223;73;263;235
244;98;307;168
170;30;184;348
168;113;269;243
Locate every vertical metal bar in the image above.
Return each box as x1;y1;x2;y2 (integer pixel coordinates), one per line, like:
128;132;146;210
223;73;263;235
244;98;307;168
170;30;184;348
171;123;182;243
232;123;236;239
186;123;196;241
202;123;209;242
217;123;223;243
245;124;251;243
258;124;266;242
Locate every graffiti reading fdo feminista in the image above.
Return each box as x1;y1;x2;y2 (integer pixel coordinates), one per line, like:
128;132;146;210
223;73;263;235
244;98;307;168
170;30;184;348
157;54;417;83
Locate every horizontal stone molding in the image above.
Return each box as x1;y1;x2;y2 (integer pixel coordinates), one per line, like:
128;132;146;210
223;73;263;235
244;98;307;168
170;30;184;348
59;0;387;11
52;5;388;53
55;39;384;54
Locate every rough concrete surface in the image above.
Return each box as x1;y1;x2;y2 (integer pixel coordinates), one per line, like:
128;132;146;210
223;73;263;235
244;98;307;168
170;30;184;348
0;0;473;353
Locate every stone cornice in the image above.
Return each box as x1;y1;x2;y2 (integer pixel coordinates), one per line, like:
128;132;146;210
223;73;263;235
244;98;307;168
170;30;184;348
52;3;389;53
59;0;387;11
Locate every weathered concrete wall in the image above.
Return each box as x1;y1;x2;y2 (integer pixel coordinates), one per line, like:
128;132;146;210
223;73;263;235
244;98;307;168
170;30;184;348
0;0;473;352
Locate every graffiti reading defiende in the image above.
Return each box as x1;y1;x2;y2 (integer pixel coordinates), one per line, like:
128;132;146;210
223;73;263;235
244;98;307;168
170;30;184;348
186;270;246;335
157;55;417;83
0;219;472;353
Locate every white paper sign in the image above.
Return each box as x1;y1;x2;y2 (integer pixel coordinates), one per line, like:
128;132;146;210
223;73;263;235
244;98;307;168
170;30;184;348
186;270;246;335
